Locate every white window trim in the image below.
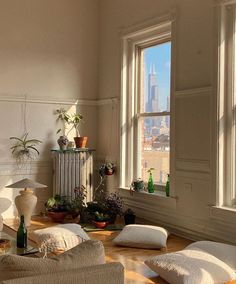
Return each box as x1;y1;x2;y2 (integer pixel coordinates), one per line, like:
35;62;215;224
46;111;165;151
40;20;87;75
216;0;236;208
120;13;176;197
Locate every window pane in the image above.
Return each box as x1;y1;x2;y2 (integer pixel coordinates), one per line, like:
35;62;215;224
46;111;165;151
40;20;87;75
140;42;171;113
139;117;170;185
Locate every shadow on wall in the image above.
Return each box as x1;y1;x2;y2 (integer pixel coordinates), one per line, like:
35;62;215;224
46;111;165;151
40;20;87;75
0;197;12;214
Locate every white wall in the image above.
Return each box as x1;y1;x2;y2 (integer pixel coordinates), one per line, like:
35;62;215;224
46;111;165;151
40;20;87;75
97;0;236;244
0;0;99;218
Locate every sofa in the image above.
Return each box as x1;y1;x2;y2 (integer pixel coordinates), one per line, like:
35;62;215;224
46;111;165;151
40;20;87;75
0;240;124;284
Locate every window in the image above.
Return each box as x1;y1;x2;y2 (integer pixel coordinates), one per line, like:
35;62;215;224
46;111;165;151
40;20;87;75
217;1;236;207
120;18;174;192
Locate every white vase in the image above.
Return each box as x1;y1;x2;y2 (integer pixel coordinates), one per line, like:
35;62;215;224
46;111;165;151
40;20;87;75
15;190;37;227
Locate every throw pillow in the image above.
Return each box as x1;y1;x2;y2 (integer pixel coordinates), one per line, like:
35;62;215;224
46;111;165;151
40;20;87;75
0;240;105;282
185;241;236;270
145;248;236;284
31;223;90;253
113;224;168;249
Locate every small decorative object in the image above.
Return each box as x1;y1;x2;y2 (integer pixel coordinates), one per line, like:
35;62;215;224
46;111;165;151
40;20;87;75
17;215;27;248
165;174;170;197
147;168;155;193
6;178;47;227
67;141;75;149
104;192;124;223
10;133;42;162
130;178;144;192
45;194;71;223
123;208;136;225
0;238;11;253
57;135;69;151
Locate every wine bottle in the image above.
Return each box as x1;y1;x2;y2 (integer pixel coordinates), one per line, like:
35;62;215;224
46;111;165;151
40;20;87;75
147;172;155;193
165;174;170;197
17;215;27;248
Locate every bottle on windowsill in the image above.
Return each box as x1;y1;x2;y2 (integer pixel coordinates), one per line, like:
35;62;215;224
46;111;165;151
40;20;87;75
17;215;27;248
147;171;155;193
165;174;170;197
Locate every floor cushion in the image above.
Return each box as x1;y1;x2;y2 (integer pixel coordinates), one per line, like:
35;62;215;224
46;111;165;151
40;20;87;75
113;224;168;249
145;248;236;284
185;241;236;270
31;223;90;253
0;240;105;282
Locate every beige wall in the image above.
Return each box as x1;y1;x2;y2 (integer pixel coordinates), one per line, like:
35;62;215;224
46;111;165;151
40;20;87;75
0;0;99;218
97;0;236;244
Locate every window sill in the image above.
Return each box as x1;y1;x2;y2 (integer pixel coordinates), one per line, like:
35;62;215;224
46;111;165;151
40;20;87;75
119;187;177;210
210;206;236;223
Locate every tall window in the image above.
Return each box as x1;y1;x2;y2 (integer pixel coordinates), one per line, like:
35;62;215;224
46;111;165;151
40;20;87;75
138;43;171;185
120;19;173;192
217;2;236;207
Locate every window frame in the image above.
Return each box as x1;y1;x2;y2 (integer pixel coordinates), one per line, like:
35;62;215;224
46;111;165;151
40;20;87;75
120;16;176;195
216;0;236;208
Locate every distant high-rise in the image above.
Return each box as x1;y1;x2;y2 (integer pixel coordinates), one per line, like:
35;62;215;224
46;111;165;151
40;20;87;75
146;64;159;113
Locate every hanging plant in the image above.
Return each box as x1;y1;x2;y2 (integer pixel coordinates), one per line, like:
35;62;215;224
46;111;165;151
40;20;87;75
10;133;42;161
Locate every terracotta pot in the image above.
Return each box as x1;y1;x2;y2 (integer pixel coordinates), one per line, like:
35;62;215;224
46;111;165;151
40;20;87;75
74;137;88;148
47;211;67;223
93;221;108;229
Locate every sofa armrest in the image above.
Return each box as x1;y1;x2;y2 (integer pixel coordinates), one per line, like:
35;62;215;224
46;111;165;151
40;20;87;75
1;262;124;284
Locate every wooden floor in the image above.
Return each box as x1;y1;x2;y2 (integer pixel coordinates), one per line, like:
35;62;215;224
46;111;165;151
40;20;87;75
4;216;193;284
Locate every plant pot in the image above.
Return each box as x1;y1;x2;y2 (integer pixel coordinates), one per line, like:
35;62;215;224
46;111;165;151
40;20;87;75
105;168;115;176
93;221;108;229
74;136;88;148
47;211;67;223
57;136;69;150
124;214;136;225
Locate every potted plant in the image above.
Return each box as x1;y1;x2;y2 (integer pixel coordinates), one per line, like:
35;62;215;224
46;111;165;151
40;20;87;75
10;133;42;162
70;185;87;219
54;108;70;150
99;162;115;177
45;194;71;222
104;192;124;224
93;211;110;228
69;112;88;148
123;208;136;225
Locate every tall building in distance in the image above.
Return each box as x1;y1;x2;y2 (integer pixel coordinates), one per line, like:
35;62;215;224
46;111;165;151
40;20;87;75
146;64;159;113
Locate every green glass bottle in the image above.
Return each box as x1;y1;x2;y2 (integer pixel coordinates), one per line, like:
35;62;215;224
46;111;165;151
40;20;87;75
148;172;155;193
17;215;27;248
165;174;170;197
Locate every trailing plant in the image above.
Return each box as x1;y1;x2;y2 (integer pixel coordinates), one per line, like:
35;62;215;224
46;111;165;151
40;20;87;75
10;133;42;160
94;211;110;222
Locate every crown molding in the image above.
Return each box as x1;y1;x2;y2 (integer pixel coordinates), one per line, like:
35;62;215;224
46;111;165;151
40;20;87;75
0;94;119;106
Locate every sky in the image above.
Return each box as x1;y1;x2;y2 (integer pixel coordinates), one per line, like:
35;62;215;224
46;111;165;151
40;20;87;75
144;41;171;111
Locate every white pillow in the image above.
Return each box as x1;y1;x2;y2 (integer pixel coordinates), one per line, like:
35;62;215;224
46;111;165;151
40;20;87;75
145;248;236;284
113;224;168;249
185;241;236;270
31;223;90;253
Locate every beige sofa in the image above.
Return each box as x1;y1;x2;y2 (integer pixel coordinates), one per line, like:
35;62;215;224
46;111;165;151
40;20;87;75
0;240;124;284
1;262;124;284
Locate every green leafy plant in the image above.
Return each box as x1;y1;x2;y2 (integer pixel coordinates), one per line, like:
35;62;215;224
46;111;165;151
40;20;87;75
45;194;71;212
68;112;83;137
94;211;110;222
54;108;70;135
70;185;87;215
147;167;155;174
10;133;42;159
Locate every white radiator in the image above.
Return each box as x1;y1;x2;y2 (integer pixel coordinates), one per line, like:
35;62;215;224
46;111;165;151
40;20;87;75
52;150;94;202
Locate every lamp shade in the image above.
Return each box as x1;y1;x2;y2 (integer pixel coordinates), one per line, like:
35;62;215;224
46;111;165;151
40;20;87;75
6;178;47;189
6;178;47;227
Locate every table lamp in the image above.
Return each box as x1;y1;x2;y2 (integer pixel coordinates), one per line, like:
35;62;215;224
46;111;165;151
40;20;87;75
6;178;47;227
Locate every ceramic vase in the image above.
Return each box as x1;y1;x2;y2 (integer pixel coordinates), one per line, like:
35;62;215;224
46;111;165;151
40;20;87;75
57;136;69;150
